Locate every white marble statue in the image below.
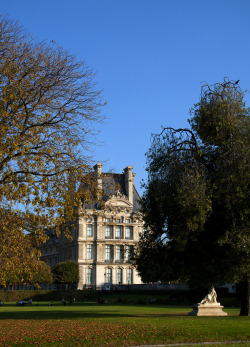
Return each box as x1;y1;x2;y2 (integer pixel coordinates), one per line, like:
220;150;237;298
200;286;217;304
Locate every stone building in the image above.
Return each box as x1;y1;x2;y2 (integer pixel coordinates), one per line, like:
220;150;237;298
41;163;143;289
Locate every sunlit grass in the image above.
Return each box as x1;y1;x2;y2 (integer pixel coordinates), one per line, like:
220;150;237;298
0;302;249;346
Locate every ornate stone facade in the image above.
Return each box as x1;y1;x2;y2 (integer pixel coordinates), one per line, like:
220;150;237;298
41;164;143;289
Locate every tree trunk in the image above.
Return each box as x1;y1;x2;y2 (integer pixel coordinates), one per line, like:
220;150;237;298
239;280;250;316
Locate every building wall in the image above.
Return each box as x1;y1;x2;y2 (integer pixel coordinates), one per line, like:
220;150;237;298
77;206;143;289
41;164;143;289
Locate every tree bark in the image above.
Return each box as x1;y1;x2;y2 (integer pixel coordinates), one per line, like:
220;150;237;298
239;281;250;316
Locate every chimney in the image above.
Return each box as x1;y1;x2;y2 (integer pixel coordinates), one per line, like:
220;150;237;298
94;163;103;198
124;166;135;205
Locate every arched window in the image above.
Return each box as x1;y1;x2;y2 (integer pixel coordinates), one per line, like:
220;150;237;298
117;268;122;284
127;268;133;284
106;268;112;284
86;268;92;285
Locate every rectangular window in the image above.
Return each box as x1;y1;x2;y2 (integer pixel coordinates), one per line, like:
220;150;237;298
106;245;111;260
87;244;93;259
126;226;133;239
127;269;133;284
125;245;133;260
126;219;130;223
116;226;121;238
87;224;93;237
106;218;110;222
116;219;120;223
106;225;111;238
117;268;122;284
116;245;122;261
86;268;92;285
106;268;112;284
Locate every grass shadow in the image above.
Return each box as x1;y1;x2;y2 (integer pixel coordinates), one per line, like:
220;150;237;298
0;302;192;320
0;302;238;320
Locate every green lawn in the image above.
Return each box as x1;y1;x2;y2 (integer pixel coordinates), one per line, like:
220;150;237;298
0;302;249;346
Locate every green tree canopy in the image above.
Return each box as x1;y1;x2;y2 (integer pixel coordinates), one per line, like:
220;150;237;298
136;79;250;315
52;260;79;289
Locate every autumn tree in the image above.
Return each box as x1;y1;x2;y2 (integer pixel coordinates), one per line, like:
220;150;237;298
136;79;250;316
0;16;104;285
0;209;53;287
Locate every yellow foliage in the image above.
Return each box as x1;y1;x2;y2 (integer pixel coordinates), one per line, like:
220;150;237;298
0;15;104;286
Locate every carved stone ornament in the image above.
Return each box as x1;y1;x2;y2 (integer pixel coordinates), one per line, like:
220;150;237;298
132;212;143;222
111;190;127;200
105;190;132;208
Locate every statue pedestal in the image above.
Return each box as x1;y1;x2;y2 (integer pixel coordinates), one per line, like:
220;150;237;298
188;303;228;316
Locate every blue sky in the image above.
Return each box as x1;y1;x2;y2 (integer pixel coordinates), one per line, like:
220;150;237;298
1;0;250;194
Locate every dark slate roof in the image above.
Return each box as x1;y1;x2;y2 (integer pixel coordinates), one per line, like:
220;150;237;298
102;173;126;201
81;172;127;210
42;229;58;245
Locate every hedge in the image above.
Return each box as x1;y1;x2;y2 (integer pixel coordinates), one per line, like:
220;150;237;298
0;289;97;302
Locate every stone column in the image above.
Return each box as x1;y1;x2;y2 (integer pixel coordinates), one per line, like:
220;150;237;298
78;264;84;289
78;243;84;261
78;220;84;239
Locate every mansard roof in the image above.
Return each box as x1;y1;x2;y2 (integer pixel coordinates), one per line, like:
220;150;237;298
81;167;141;212
101;172;126;200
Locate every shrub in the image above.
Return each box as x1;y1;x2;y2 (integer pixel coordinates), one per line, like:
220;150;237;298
52;260;79;289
